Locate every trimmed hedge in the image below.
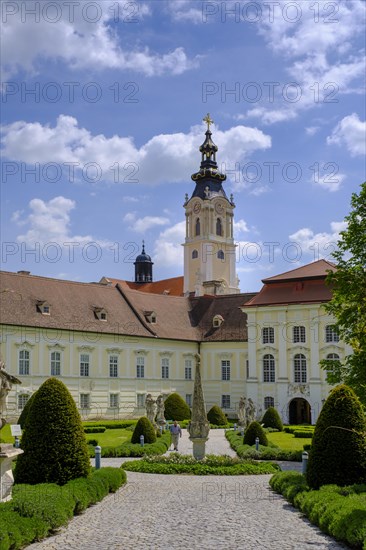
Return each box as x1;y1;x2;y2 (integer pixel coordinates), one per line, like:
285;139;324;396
244;421;268;446
307;384;366;489
94;432;171;457
294;430;314;438
261;407;283;431
122;454;280;475
83;421;137;430
131;417;156;444
0;468;126;550
164;393;191;421
270;471;366;548
207;405;227;426
14;378;91;486
84;427;106;434
226;431;303;461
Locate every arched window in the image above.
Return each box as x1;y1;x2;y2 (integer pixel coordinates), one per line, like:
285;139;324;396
294;354;307;383
19;350;30;375
195;218;200;236
216;218;223;236
263;354;275;382
217;250;225;260
264;396;274;410
192;249;198;259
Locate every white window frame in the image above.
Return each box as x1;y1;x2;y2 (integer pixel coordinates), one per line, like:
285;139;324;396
109;355;118;378
162;357;169;379
186;394;192;407
136;356;145;378
293;325;306;343
294;354;307;383
264;396;274;410
80;354;90;377
325;325;340;343
109;393;119;408
80;393;90;409
263;354;275;383
19;349;30;375
137;394;145;408
262;327;274;344
50;351;61;376
221;360;231;381
18;394;30;410
221;394;231;409
184;359;192;380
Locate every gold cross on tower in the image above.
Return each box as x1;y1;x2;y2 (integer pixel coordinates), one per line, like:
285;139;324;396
203;113;214;131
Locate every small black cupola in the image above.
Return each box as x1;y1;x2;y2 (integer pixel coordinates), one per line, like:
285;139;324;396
134;241;153;283
190;113;227;201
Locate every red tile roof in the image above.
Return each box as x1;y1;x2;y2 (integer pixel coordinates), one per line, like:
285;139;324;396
262;259;336;283
102;276;184;296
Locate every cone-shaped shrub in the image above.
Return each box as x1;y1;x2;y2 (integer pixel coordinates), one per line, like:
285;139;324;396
207;405;227;426
164;393;191;421
131;416;157;444
261;407;283;431
17;391;37;430
244;421;268;446
307;384;366;489
14;378;91;485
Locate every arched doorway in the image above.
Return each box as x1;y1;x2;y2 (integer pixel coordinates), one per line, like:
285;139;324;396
289;398;311;424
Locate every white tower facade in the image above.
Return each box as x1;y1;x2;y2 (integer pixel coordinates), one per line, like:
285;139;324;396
183;115;239;296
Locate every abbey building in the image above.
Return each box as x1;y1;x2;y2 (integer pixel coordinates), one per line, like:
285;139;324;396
0;116;347;424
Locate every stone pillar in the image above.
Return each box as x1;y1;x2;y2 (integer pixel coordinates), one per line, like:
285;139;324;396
0;444;23;502
188;353;210;460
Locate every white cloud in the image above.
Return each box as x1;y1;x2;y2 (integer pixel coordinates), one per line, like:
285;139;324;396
1;116;271;186
234;219;249;235
153;221;186;268
1;0;197;79
289;221;347;258
327;113;366;157
124;213;170;233
14;196;112;247
306;126;320;136
310;171;346;193
165;0;203;23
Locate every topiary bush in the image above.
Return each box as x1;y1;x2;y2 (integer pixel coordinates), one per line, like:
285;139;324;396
163;393;191;421
17;392;37;430
243;421;268;446
131;416;157;444
261;407;283;431
207;405;227;426
306;384;366;489
14;378;91;486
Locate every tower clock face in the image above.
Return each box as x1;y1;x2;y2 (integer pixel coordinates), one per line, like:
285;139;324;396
215;202;224;214
193;202;201;214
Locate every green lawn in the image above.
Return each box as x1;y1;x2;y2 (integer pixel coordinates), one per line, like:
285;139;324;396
0;423;15;444
85;428;131;447
267;431;312;450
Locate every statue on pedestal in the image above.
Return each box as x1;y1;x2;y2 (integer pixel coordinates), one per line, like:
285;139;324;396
155;394;166;425
0;361;21;429
246;398;256;426
238;396;246;427
145;394;157;426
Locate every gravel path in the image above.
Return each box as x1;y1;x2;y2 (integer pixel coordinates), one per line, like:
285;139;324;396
28;430;346;550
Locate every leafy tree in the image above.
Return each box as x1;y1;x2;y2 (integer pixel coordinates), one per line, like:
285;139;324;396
306;384;366;488
261;407;283;431
243;421;268;446
321;182;366;401
131;416;156;444
164;393;191;421
14;378;90;485
207;405;227;426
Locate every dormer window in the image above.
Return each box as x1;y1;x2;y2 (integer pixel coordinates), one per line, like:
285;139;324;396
213;314;224;328
94;307;107;321
144;311;157;324
37;301;50;315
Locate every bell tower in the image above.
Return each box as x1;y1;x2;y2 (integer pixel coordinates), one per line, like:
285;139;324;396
183;114;239;296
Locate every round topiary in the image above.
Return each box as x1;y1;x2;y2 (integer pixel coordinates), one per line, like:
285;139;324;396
207;405;227;426
14;378;91;486
243;421;268;446
306;384;366;489
261;407;283;431
131;416;157;444
17;391;37;430
164;393;191;421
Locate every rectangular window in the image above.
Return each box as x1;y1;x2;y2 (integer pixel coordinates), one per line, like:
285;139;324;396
293;325;306;343
221;394;231;409
50;351;61;376
80;354;90;377
137;394;145;408
110;394;119;408
109;355;118;378
262;327;274;344
136;356;145;378
18;394;29;410
80;394;90;409
221;360;231;381
325;325;339;343
185;359;192;380
162;358;169;379
185;394;192;407
19;350;30;375
264;396;274;410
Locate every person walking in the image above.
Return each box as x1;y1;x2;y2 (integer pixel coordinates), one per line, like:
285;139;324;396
170;420;182;451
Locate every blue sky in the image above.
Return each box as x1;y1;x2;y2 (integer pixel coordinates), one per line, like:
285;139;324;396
1;0;365;292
